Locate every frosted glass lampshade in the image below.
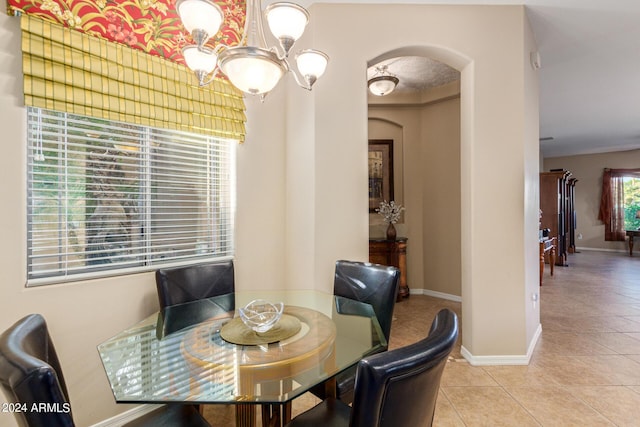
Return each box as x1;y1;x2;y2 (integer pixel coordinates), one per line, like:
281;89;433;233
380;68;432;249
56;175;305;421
368;75;399;96
265;3;309;42
296;49;329;80
218;47;286;95
182;46;217;74
176;0;224;45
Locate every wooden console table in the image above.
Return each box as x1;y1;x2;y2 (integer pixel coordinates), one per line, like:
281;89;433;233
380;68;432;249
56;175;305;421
540;237;556;285
369;238;409;301
627;230;640;256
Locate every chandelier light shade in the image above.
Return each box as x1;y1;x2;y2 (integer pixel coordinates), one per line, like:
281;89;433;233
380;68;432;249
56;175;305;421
218;48;286;95
296;49;329;86
176;0;224;47
182;45;217;74
176;0;329;98
265;2;309;53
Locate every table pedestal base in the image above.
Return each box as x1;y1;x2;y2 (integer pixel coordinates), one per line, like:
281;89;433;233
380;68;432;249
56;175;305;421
234;403;293;427
236;405;255;427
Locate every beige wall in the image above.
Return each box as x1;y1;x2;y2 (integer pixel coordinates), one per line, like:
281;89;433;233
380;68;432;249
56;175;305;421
300;4;539;361
421;95;462;298
544;149;640;252
236;91;288;290
523;14;542;350
0;3;539;426
368;82;462;299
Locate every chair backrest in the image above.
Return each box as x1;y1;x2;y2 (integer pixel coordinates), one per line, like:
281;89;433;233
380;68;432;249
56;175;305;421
155;260;235;309
333;260;400;343
0;314;74;427
350;308;458;427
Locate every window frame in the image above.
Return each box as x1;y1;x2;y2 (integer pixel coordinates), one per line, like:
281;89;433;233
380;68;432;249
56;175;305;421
26;107;236;286
599;168;640;241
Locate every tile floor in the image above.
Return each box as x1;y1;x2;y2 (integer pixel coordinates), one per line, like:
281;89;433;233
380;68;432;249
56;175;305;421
205;250;640;426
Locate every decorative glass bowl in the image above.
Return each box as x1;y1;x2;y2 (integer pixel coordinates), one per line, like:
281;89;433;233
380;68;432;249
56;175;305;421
238;299;284;333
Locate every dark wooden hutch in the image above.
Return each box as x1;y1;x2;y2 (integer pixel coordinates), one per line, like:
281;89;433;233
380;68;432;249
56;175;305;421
540;170;578;266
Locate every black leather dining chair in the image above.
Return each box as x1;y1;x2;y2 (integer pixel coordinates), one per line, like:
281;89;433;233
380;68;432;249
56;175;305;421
0;314;211;427
155;260;236;337
312;260;400;403
155;260;235;309
286;308;458;427
333;260;400;345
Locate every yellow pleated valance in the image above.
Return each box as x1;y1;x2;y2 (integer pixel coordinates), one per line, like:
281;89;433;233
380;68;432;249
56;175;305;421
21;15;246;141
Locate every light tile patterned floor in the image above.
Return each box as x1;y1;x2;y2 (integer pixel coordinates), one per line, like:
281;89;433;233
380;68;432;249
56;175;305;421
205;250;640;426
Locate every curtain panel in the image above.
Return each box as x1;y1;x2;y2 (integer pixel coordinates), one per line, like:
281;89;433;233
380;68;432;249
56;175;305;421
19;14;246;141
598;168;640;241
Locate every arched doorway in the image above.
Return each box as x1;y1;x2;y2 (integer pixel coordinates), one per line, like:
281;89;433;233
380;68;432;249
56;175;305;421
366;47;470;358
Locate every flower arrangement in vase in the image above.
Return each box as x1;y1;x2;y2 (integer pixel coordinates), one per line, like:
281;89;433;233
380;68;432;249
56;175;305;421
376;200;405;240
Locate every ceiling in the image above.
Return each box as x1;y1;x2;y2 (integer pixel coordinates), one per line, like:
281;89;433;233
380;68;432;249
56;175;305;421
367;56;460;93
297;0;640;159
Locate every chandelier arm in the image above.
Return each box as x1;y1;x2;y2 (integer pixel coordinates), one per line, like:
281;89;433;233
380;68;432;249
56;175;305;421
286;59;313;91
196;65;221;87
265;46;289;63
210;43;228;55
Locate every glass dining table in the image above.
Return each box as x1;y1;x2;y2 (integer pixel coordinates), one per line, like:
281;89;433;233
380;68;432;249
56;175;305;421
97;290;386;427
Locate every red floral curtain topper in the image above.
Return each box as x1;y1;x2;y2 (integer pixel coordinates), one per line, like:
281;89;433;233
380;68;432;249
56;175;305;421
7;0;245;66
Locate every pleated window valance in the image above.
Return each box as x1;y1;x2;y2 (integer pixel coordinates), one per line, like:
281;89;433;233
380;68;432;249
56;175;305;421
20;15;246;141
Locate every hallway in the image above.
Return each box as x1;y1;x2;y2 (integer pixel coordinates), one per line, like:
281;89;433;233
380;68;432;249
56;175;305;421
430;250;640;426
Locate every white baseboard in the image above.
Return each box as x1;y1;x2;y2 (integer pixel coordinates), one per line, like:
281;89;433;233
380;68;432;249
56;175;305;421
575;246;626;253
409;288;462;302
460;323;542;366
90;404;160;427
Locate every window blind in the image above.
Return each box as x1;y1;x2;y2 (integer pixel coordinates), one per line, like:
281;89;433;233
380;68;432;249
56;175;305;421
27;107;235;285
20;14;246;141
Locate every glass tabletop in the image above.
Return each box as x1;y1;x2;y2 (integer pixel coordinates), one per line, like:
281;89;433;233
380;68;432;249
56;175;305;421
97;290;386;404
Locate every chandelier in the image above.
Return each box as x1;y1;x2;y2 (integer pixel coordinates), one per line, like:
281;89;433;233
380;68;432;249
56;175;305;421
177;0;329;98
368;65;399;96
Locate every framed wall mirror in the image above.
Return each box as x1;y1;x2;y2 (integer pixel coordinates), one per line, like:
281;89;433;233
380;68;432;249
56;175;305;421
368;139;394;212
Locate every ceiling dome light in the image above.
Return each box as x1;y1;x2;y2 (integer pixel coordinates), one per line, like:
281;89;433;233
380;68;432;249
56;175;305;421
368;75;399;96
